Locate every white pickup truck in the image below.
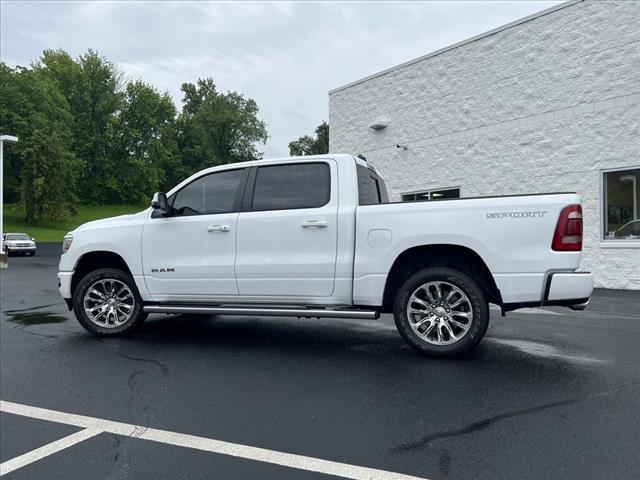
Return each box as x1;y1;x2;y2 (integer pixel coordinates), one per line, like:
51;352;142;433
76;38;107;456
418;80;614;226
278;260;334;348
58;154;593;357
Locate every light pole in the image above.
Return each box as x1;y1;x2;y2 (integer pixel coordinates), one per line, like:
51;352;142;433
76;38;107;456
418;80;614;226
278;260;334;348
1;135;19;258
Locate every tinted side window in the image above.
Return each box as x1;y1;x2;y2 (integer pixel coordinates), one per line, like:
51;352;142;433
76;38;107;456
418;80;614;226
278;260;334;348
357;164;389;205
252;163;330;211
171;169;245;215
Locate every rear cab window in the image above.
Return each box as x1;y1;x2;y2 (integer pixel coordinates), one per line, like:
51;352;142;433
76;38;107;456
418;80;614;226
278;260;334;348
356;163;389;205
251;162;330;211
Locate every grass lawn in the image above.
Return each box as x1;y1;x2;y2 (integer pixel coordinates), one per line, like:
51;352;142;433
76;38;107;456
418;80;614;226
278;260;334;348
3;203;146;242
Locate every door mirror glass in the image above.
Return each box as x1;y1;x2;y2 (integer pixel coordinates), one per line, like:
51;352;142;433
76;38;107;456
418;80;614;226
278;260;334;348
151;192;170;213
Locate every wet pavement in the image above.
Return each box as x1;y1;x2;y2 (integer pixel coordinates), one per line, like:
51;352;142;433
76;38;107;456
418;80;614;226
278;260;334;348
1;247;639;479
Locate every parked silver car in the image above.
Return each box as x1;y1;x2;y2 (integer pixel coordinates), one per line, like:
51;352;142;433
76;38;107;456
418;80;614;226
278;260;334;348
3;233;37;256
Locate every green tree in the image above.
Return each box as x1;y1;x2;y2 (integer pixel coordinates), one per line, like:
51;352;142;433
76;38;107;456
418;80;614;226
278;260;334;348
289;121;329;156
0;62;27;203
21;126;77;224
0;64;77;223
177;78;268;173
3;51;272;219
113;80;179;200
36;50;82;108
39;49;122;203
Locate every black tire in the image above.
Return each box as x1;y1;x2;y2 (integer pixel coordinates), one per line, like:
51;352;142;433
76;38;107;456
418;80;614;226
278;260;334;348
73;268;147;336
393;267;489;357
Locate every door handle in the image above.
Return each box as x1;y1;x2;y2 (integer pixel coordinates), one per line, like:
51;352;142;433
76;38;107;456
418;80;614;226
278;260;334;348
301;220;328;229
207;225;230;232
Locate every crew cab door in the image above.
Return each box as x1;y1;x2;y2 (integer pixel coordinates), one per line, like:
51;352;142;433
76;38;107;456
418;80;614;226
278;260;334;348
235;161;338;297
142;168;248;299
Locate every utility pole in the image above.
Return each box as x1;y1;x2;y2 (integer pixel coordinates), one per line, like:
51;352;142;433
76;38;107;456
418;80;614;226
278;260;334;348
1;135;19;267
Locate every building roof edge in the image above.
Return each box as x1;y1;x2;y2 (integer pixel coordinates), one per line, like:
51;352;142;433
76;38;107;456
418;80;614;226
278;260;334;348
329;0;583;95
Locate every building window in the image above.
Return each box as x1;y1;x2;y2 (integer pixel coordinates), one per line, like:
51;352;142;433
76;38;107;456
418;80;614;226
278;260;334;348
602;167;640;241
402;188;460;202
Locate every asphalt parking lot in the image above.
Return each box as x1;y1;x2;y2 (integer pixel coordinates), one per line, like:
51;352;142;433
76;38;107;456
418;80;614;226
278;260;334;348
1;245;639;479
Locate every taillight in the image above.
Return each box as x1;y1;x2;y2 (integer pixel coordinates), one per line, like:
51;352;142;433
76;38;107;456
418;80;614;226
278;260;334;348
552;204;583;251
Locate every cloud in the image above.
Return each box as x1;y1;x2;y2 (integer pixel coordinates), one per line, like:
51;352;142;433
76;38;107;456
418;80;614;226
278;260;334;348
1;1;561;157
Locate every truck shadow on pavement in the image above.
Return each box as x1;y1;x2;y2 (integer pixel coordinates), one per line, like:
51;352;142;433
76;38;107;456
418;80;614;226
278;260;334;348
85;313;604;375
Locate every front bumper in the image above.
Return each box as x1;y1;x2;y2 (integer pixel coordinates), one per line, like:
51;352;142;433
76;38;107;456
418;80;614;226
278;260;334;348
58;271;74;299
7;246;36;252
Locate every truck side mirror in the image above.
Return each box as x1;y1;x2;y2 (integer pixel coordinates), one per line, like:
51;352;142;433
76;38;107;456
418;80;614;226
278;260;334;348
151;192;170;213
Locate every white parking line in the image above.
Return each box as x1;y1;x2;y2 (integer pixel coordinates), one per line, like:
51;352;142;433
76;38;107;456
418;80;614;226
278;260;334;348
0;428;101;476
0;401;429;480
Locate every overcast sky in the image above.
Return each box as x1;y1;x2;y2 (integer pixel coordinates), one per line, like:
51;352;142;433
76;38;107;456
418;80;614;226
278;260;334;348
2;1;560;157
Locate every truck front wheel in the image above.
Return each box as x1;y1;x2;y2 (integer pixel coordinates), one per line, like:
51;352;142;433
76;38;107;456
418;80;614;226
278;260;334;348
393;267;489;357
73;268;147;336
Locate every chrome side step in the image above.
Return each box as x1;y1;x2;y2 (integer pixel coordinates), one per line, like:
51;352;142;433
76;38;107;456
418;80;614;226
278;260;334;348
143;305;380;320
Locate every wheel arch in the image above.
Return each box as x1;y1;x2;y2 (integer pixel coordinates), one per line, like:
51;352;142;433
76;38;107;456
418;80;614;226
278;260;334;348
71;251;134;300
381;244;502;312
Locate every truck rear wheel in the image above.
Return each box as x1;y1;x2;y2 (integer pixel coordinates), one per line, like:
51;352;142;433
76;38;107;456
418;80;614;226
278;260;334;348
73;268;147;336
393;267;489;357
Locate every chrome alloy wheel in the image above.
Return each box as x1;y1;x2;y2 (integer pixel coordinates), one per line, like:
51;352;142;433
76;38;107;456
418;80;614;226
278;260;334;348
406;281;474;345
83;279;135;328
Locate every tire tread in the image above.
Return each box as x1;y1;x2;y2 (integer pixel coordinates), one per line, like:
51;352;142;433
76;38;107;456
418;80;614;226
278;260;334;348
393;267;489;357
73;268;146;336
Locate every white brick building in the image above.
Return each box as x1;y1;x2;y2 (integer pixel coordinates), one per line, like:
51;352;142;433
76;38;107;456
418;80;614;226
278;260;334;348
329;0;640;290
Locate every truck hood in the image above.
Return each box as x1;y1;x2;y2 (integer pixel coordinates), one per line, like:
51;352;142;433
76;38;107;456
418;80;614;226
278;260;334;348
73;210;147;233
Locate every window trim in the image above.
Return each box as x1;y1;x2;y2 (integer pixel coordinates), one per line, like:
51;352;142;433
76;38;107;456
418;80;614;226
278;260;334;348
374;179;382;203
401;186;461;202
600;165;640;246
243;161;332;213
156;167;250;218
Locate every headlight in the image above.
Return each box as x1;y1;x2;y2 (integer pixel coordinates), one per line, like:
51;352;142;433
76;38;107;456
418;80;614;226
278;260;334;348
62;234;73;253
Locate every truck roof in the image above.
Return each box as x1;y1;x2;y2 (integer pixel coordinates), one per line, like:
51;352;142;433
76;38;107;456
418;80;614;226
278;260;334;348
193;153;358;175
250;153;356;165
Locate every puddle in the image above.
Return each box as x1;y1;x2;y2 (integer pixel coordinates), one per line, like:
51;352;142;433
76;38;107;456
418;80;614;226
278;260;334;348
4;303;61;313
4;304;68;325
487;338;606;365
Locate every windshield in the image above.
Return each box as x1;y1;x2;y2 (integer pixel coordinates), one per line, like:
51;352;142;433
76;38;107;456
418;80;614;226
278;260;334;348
6;234;30;240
